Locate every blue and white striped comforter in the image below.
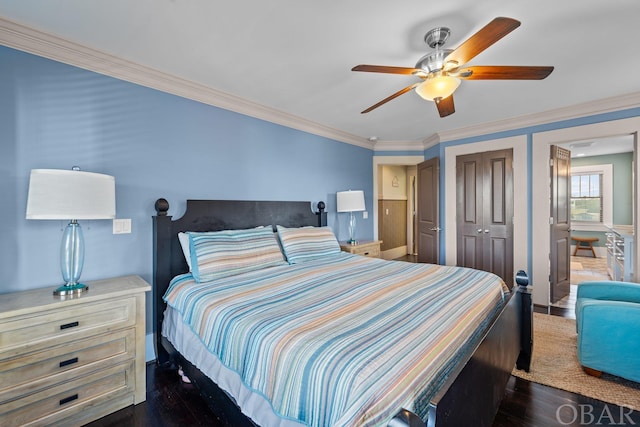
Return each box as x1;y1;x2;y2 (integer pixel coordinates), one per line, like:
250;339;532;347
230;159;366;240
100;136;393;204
164;253;508;427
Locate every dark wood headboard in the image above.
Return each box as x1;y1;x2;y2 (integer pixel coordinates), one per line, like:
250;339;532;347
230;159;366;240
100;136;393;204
152;198;326;363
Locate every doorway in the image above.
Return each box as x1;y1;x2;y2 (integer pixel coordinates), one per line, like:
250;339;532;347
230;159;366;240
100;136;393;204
532;117;640;308
373;156;424;260
549;134;635;311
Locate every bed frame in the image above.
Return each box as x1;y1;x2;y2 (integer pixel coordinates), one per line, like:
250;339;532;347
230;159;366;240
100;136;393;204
152;198;527;427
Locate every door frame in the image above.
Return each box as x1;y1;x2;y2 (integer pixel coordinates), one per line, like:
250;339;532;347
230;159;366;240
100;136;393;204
532;117;640;306
372;156;424;244
444;136;528;277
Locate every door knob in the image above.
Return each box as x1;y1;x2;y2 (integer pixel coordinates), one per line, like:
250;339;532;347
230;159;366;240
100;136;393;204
477;229;483;233
429;227;441;231
484;229;490;233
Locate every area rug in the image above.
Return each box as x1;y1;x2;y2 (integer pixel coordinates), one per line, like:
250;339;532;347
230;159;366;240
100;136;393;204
512;312;640;409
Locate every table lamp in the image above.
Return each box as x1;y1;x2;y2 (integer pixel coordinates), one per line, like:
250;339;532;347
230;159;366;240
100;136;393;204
26;168;116;296
336;190;365;245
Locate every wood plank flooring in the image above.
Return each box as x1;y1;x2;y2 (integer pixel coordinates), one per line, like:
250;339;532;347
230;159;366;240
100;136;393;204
85;337;640;427
86;254;639;426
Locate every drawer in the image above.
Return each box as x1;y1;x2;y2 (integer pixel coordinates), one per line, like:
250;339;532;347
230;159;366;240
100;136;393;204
352;245;380;257
0;297;137;356
0;361;134;427
0;328;135;400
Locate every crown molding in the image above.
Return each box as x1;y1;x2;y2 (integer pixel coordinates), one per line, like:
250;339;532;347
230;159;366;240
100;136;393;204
3;17;637;151
436;92;640;143
373;140;426;152
0;17;374;150
422;134;441;150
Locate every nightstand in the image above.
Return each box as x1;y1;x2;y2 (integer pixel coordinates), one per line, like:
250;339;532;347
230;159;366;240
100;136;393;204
339;240;382;258
0;275;150;427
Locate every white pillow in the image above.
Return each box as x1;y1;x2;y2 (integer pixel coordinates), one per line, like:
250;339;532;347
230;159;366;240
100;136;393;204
178;232;192;270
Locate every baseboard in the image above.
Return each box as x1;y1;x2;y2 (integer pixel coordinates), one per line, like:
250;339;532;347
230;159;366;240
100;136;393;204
381;246;407;260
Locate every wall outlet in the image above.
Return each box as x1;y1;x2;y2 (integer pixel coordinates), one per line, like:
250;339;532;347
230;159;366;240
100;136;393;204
362;211;368;219
113;218;132;234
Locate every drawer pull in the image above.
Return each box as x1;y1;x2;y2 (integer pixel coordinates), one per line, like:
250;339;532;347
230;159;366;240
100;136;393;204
59;357;79;368
363;252;370;255
59;394;78;405
60;321;79;330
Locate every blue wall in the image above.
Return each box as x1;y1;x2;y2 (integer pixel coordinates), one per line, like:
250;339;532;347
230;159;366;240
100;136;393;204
431;109;640;270
0;46;374;306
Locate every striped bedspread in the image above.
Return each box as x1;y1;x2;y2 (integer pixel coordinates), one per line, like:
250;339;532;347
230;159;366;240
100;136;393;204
164;253;508;427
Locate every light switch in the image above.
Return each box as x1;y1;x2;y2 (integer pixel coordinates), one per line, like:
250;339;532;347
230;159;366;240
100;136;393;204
113;218;132;234
362;211;368;219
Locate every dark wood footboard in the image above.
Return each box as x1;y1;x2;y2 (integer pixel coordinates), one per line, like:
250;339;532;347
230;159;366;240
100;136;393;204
423;288;522;427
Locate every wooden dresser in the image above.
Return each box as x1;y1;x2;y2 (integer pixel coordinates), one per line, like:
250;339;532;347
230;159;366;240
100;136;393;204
339;240;382;258
0;275;150;427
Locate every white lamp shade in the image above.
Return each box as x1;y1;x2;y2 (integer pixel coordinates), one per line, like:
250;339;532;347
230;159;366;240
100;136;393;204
26;169;116;220
336;190;365;212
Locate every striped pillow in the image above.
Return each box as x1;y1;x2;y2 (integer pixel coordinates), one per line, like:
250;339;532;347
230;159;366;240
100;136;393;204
188;227;286;283
276;225;341;264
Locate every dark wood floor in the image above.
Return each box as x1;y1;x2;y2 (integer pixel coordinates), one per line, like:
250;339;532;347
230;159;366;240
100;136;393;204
86;335;640;426
86;256;639;426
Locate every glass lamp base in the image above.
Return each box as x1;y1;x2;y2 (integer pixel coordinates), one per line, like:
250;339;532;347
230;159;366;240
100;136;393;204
347;212;358;246
53;283;89;296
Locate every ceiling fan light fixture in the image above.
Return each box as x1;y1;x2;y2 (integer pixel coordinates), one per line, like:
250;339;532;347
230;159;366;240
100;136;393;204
415;75;461;101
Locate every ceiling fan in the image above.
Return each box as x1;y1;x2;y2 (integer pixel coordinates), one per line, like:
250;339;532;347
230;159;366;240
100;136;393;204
352;17;554;118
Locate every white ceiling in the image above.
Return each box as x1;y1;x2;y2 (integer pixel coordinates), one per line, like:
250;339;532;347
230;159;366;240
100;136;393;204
1;0;640;145
560;134;635;158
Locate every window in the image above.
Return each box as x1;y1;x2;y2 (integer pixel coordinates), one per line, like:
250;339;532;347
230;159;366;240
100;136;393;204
570;164;612;230
570;173;602;222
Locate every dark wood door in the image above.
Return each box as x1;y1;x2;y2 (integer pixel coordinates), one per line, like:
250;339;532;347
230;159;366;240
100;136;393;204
456;149;514;287
456;154;484;269
550;145;571;303
417;157;439;264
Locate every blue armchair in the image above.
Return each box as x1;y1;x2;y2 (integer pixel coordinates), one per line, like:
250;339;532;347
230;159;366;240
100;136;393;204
575;281;640;382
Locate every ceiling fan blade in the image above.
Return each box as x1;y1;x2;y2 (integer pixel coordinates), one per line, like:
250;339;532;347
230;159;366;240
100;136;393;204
352;64;422;75
435;95;455;118
457;65;554;80
361;83;420;113
445;17;521;67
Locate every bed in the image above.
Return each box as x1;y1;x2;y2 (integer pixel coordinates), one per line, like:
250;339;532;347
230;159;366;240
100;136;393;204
153;198;527;427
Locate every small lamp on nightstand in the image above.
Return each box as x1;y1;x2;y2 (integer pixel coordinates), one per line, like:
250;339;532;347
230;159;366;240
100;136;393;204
26;168;116;296
337;190;365;245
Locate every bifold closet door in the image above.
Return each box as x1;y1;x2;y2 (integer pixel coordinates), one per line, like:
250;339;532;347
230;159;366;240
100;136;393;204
456;149;513;287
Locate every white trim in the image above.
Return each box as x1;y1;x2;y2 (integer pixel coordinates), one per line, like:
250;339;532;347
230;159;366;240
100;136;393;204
422;134;441;150
437;92;640;143
3;16;640;151
570;164;613;230
0;17;372;150
532;118;640;306
444;136;528;282
373;140;426;152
